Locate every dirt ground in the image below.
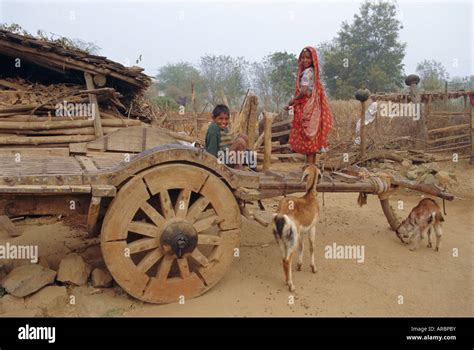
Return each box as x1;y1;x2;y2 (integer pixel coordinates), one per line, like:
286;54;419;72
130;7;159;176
0;159;472;317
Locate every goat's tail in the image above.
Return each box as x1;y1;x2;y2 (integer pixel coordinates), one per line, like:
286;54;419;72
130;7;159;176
272;214;287;238
272;214;297;240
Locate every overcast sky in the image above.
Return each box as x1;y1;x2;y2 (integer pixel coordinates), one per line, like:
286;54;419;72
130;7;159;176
0;0;472;79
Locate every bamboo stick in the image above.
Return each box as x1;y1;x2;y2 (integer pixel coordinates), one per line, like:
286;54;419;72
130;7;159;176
0;134;95;145
427;133;470;144
428;124;470;134
263;111;274;171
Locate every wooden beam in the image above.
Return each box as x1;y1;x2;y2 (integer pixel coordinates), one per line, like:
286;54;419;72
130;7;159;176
86;196;102;237
471;101;474;164
84;72;104;139
0;147;69;157
427;133;470;144
359;100;367;159
428;124;470;134
263;111;274;171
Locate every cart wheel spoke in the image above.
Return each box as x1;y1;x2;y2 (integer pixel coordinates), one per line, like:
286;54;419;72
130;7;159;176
194;214;221;233
128;221;159;238
156;254;174;282
186;197;210;223
128;237;160;254
140;201;165;227
137;248;163;273
159;190;175;219
197;234;222;246
175;189;191;218
190;248;209;267
176;256;191;279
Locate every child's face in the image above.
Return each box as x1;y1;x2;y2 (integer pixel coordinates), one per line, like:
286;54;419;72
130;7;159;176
301;50;313;69
214;113;230;129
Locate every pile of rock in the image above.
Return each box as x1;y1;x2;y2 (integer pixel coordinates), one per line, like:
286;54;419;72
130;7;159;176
369;159;458;189
0;253;113;315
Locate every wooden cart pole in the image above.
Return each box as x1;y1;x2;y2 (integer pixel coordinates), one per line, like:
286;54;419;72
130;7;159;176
262;110;274;171
355;89;370;160
470;97;474;164
84;72;104;139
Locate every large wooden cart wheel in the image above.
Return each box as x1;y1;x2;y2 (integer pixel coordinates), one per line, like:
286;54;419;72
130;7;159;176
101;164;241;304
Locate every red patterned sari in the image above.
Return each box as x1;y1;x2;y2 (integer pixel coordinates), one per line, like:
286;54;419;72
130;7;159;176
289;46;333;154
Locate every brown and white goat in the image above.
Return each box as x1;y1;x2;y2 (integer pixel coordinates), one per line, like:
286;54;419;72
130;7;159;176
272;164;321;292
396;198;445;251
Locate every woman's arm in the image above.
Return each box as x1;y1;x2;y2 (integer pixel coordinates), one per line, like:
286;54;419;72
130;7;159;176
285;86;311;109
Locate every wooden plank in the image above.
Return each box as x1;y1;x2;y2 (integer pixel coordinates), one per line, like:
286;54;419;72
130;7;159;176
69;142;88;154
272;118;293;128
428;144;470;153
86;196;101;236
0;194;90;216
471;101;474;164
76;155;98;172
84;72;104;139
427;133;470;144
0;185;91;194
0;119;94;130
0;148;69;157
263;111;274;171
91;185;116;197
0;135;95;145
429;112;469;116
428;124;470;135
0;215;20;237
272;129;291;137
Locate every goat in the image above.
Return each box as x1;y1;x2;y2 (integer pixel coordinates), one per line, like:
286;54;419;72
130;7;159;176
395;198;445;251
272;164;321;292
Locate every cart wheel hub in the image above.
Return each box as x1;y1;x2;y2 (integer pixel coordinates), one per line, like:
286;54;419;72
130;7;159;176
160;220;198;258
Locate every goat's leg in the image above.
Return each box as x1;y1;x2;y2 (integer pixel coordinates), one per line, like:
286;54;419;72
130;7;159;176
287;252;295;292
434;224;443;251
427;227;433;248
309;226;317;273
296;236;304;271
408;231;421;251
282;258;289;286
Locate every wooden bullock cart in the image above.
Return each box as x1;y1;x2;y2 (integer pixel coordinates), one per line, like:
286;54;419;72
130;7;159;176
0;144;453;304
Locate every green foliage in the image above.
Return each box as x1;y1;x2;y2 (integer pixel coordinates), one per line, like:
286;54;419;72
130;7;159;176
199;55;248;109
319;1;406;99
416;59;449;91
448;75;473;91
156;62;205;108
146;85;180;111
251;51;297;110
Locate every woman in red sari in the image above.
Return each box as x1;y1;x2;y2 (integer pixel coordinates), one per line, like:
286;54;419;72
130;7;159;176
287;47;333;164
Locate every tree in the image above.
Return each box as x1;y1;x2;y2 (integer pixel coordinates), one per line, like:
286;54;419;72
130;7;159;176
250;51;297;111
319;1;406;99
267;52;297;110
155;62;205;108
416;59;449;91
448;75;473;91
199;55;248;109
251;60;273;111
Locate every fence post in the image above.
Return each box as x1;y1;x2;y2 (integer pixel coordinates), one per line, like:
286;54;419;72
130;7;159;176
355;89;370;160
263;111;274;171
405;74;426;150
